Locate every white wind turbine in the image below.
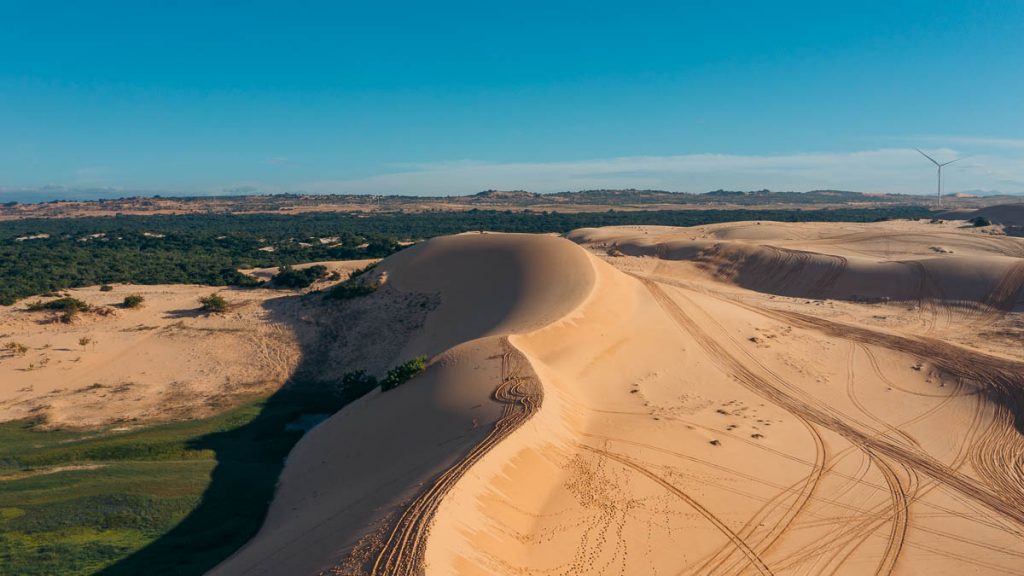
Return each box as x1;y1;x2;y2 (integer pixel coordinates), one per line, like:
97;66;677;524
915;148;962;207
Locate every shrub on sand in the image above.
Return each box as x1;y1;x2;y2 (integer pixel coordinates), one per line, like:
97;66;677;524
380;356;428;391
122;294;145;308
199;293;228;313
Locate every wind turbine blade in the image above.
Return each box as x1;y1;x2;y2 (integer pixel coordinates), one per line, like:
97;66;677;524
940;157;964;167
915;148;940;166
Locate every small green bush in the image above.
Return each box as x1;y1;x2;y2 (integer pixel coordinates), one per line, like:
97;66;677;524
26;297;91;313
970;216;992;227
340;370;379;396
99;284;114;292
122;294;145;308
199;293;228;313
272;265;328;289
381;356;428;391
348;263;377;279
325;281;378;301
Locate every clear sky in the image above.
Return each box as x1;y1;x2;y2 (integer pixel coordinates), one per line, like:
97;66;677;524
2;1;1023;200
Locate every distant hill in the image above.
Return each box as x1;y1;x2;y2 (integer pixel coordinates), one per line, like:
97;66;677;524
4;187;1021;220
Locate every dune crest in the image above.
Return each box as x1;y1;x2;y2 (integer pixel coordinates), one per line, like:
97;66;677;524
209;233;596;576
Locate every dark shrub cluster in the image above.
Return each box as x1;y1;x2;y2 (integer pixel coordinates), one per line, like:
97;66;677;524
122;294;145;308
198;293;228;313
271;265;328;289
380;356;428;391
26;297;91;313
325;280;378;301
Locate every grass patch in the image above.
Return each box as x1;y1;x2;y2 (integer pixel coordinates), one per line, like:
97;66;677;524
0;380;372;576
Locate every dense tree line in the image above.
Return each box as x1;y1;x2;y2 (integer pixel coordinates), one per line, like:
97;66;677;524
0;206;931;305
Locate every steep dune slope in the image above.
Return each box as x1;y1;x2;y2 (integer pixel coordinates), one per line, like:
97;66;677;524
209;233;595;576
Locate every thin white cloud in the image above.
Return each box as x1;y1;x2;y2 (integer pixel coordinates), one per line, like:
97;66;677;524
4;148;1023;201
294;148;1024;196
904;135;1024;149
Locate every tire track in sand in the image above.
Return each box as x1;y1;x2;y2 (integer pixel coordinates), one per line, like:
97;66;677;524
362;339;542;576
637;277;1024;532
579;444;775;576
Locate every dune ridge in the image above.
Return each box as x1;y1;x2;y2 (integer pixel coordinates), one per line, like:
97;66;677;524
209;233;597;576
570;222;1024;309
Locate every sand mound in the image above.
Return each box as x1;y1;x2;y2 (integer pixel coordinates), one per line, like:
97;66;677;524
216;224;1024;576
380;232;596;356
209;233;596;576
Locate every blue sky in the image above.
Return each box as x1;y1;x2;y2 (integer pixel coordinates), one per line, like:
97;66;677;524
2;1;1023;200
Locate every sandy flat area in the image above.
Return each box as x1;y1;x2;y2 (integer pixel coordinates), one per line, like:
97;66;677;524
0;260;385;429
0;284;302;428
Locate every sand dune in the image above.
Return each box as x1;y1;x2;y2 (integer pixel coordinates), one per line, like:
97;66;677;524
212;222;1024;575
570;220;1024;307
209;233;595;576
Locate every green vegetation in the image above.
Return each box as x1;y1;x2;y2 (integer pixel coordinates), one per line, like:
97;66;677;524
25;297;91;313
0;379;376;576
348;262;376;279
0;355;439;575
970;216;992;227
197;294;227;313
325;280;378;301
99;285;113;292
0;207;931;305
380;356;428;391
340;370;380;396
24;297;93;323
121;295;144;309
271;264;327;289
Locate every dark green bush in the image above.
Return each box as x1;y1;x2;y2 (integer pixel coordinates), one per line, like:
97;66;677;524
271;265;327;289
970;216;992;227
348;263;377;279
325;281;378;301
380;356;428;391
122;294;145;308
340;370;379;396
99;284;114;292
198;293;228;313
26;297;91;313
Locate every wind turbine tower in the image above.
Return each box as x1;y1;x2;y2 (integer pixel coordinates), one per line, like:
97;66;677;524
915;148;961;207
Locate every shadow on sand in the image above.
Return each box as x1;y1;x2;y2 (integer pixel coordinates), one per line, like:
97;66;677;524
99;294;378;576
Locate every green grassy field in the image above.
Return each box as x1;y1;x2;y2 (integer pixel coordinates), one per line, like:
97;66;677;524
0;385;362;576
